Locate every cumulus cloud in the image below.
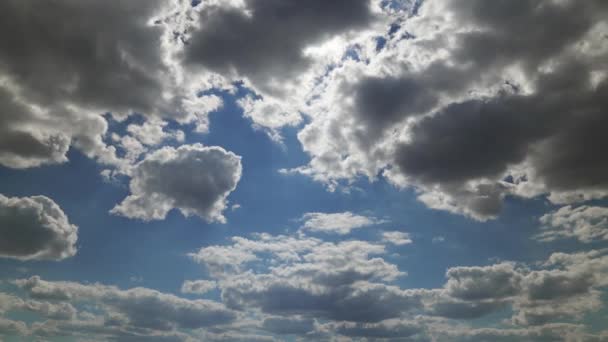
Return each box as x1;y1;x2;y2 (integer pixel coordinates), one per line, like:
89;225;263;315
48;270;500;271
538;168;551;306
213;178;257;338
182;0;377;96
0;0;230;171
0;0;165;169
283;0;608;220
2;238;608;340
300;211;385;235
14;276;236;332
111;144;242;222
0;194;77;261
190;233;417;323
536;205;608;243
186;230;608;338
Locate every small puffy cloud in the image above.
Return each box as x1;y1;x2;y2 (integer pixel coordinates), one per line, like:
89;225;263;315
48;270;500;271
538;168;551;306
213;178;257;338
0;194;77;261
181;280;217;295
382;231;412;245
536;205;608;243
300;212;385;235
111;144;242;222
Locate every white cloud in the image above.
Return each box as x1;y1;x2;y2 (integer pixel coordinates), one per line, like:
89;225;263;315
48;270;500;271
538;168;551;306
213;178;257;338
300;212;385;235
382;231;413;245
0;194;77;261
111;144;242;222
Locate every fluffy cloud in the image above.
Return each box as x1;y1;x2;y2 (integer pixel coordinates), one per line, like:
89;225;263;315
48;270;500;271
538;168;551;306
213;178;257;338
300;211;385;235
537;205;608;243
182;0;377;96
282;0;608;220
0;0;165;169
190;233;418;323
186;230;608;338
111;144;242;222
0;194;77;261
0;0;230;171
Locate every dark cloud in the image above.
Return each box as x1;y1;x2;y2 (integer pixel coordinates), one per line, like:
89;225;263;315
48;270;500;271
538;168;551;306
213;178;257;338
0;0;168;114
0;0;179;168
184;0;376;95
290;0;608;219
0;194;77;261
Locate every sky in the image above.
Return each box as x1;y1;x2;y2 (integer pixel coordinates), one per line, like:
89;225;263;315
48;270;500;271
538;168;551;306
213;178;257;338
0;0;607;341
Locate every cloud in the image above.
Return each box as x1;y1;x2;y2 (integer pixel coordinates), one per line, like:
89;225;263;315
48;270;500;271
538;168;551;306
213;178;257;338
0;0;169;169
432;323;590;342
0;194;77;261
187;230;608;330
536;205;608;243
262;317;314;335
0;0;231;171
111;144;242;222
14;276;236;332
300;212;385;235
444;263;521;301
328;318;425;339
181;280;217;295
190;233;418;322
285;0;608;220
382;231;413;245
182;0;377;96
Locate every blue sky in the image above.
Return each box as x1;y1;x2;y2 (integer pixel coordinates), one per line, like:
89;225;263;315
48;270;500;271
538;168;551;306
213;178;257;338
0;0;607;341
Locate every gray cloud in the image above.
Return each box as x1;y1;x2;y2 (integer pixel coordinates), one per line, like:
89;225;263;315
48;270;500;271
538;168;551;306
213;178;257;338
330;318;425;340
444;263;521;301
15;276;236;332
111;144;242;222
190;234;419;322
0;0;176;169
290;0;608;220
536;205;608;243
0;194;77;261
183;0;376;96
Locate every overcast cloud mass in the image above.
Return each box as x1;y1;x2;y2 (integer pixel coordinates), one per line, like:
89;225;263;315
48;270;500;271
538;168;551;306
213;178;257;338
0;0;607;340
